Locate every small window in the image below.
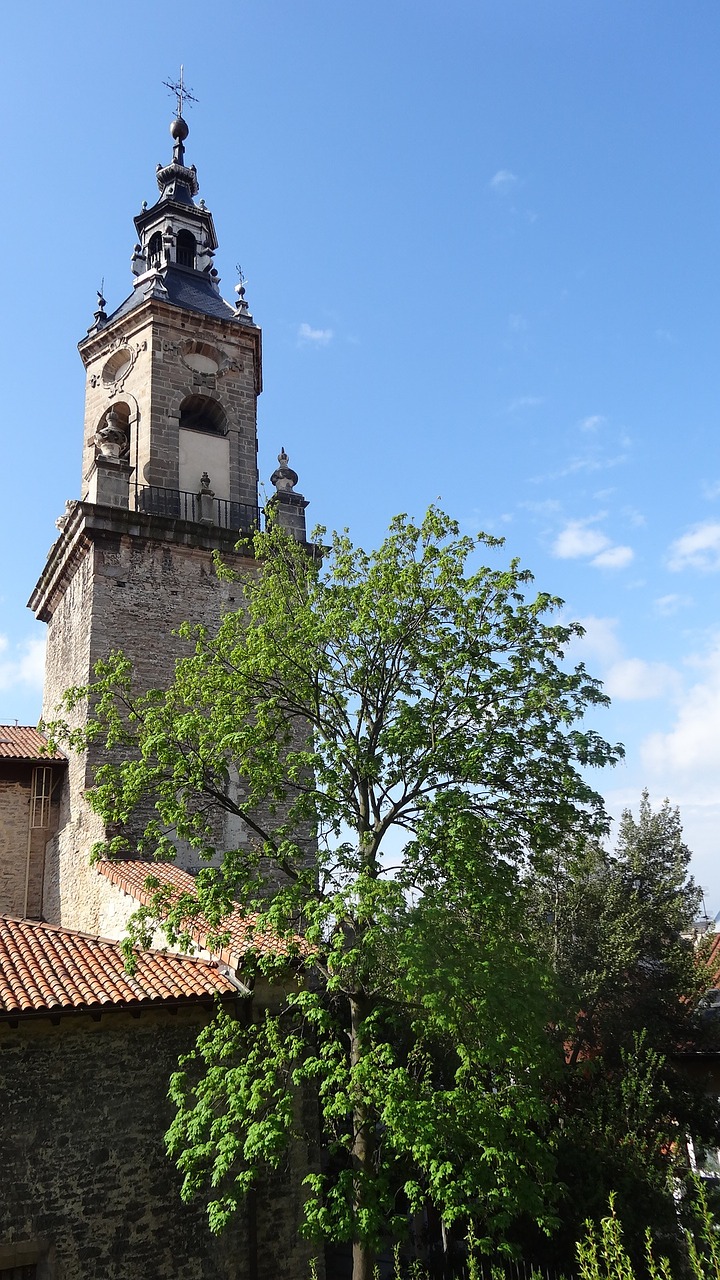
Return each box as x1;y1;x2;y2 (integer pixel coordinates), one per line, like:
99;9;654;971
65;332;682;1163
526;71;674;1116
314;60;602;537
147;232;162;270
31;767;53;829
176;229;196;268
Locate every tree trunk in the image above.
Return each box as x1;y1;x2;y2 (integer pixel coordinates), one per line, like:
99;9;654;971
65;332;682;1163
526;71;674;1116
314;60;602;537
350;991;375;1280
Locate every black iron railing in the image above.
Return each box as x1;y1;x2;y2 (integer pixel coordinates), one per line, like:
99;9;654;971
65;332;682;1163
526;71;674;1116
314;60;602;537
134;485;260;534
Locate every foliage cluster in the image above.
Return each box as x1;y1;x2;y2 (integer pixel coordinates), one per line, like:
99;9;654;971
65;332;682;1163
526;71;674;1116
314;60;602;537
47;509;719;1280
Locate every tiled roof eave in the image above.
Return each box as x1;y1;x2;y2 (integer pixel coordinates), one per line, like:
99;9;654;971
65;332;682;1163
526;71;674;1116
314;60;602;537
0;990;235;1025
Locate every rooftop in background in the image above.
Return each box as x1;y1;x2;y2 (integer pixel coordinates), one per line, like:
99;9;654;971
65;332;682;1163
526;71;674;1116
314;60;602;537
0;727;65;762
0;915;238;1019
97;859;303;968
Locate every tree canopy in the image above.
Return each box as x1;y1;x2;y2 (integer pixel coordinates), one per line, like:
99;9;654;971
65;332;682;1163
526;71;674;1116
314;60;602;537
524;793;719;1271
52;508;624;1279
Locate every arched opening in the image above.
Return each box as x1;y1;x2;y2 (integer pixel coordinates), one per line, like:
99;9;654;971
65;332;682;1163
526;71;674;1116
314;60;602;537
147;232;162;270
176;229;196;269
179;394;227;435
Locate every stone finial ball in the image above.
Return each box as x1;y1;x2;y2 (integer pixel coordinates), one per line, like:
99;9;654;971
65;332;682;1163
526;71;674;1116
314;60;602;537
170;115;189;141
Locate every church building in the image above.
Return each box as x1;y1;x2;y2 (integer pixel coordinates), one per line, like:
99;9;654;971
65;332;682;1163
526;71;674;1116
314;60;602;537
0;106;317;1280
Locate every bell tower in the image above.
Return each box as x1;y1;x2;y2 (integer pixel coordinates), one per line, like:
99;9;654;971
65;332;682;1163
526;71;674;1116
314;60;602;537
28;111;269;932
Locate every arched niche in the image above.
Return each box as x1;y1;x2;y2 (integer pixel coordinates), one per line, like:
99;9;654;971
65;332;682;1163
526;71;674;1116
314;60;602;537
92;401;132;460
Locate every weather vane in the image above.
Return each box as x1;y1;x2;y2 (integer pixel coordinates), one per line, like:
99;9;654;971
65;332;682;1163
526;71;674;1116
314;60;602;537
163;65;198;118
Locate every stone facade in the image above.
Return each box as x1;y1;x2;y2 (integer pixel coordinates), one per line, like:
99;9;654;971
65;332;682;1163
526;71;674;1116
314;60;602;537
0;1001;315;1280
79;303;261;509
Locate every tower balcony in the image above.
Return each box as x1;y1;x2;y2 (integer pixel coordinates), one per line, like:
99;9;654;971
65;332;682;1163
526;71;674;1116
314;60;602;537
134;484;260;534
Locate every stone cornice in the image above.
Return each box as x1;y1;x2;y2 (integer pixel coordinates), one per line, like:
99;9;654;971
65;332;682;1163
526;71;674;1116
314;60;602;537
78;297;263;394
28;501;257;624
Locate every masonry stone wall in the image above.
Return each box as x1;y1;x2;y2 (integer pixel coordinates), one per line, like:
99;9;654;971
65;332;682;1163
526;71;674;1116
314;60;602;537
0;1002;316;1280
38;515;259;933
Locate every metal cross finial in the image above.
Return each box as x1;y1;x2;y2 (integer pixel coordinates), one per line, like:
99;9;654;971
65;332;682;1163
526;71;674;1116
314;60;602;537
163;65;198;117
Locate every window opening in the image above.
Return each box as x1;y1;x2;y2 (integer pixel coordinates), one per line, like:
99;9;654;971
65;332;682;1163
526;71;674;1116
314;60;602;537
30;767;53;829
147;231;162;270
176;229;196;268
179;394;226;435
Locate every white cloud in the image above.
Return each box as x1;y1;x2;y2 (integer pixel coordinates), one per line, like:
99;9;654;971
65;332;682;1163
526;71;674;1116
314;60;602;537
654;593;692;616
579;414;605;433
668;520;720;572
297;323;333;347
642;639;720;799
552;520;633;570
489;169;518;194
573;615;622;666
591;544;634;570
571;616;679;703
603;657;680;701
553;521;610;559
0;635;45;693
702;480;720;500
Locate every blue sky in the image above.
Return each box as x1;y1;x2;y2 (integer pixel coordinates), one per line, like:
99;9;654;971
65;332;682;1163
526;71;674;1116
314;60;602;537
2;2;720;900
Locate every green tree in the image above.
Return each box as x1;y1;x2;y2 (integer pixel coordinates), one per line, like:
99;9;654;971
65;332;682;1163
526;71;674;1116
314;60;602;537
525;794;719;1270
51;509;622;1280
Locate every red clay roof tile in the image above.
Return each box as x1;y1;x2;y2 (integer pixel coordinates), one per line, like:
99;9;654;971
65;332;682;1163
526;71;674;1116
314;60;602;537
0;726;65;761
0;916;237;1018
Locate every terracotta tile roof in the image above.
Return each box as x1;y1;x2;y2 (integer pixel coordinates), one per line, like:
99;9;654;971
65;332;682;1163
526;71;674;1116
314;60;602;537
97;860;296;968
0;726;65;761
0;916;237;1018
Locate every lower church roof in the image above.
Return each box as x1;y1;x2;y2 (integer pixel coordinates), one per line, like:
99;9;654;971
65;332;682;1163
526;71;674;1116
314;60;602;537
0;915;236;1019
0;726;65;761
97;859;297;967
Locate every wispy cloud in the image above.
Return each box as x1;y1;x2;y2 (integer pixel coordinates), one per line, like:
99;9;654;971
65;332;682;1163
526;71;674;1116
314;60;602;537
667;520;720;572
579;414;605;433
654;593;692;616
0;635;45;693
702;480;720;500
489;169;518;194
297;322;333;347
507;394;543;412
531;450;628;485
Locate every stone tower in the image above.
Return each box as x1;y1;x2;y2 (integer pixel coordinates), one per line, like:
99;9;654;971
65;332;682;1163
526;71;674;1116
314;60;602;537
28;111;303;933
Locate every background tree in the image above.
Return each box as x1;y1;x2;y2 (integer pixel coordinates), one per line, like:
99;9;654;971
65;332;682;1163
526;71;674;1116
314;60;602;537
52;509;622;1280
523;793;720;1271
